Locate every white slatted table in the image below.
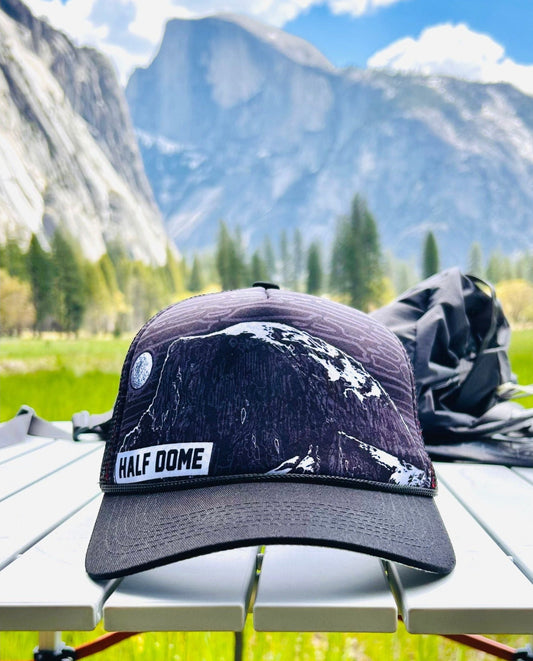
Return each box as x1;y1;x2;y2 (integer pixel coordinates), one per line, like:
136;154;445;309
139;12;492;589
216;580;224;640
1;428;533;659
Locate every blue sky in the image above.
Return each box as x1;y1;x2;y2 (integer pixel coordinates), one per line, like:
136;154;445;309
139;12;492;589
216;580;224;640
23;0;533;95
285;1;533;69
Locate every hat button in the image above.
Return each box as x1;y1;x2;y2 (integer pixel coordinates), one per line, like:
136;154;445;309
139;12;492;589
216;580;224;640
252;281;280;290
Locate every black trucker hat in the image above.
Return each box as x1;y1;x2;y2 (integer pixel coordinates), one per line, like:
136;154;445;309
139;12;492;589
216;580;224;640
85;285;455;579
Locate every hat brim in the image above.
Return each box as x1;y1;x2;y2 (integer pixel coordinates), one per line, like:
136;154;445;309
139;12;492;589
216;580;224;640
85;481;455;579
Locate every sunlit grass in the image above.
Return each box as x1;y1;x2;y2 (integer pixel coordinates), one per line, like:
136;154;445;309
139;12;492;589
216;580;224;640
0;335;131;374
0;336;130;421
508;329;533;407
1;619;528;660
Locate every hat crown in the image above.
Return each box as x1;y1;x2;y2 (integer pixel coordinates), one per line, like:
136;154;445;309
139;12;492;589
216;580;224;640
102;290;434;494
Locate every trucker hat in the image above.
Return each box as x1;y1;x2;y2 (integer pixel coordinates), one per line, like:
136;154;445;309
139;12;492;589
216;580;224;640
85;284;455;579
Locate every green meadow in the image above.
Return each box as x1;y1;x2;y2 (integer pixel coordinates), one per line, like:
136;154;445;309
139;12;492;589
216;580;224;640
0;336;131;421
1;331;532;659
2;330;532;422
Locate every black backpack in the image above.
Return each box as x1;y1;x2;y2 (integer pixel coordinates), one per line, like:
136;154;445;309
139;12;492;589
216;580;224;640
372;267;533;466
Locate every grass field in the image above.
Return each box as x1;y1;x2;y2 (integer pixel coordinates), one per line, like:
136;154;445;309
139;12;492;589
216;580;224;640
0;331;532;659
0;336;131;421
2;330;532;422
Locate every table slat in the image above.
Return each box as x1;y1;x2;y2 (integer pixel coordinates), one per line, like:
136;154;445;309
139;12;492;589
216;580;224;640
389;480;533;634
103;547;259;632
0;448;104;571
0;440;101;501
437;463;533;581
0;437;56;466
513;467;533;486
253;546;397;632
0;498;118;630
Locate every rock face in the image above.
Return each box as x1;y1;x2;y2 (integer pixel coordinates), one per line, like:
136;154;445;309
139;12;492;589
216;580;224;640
0;0;170;264
127;13;533;265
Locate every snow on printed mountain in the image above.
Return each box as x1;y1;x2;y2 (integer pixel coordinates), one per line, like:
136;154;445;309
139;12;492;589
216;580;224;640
223;322;383;402
338;432;429;487
118;321;433;488
267;446;319;474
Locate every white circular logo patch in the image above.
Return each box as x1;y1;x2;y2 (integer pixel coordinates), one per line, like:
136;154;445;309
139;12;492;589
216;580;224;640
131;352;153;389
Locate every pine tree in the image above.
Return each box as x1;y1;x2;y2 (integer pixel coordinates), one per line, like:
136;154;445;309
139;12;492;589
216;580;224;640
127;261;168;328
467;242;484;278
486;250;513;284
158;246;185;296
361;202;382;305
216;222;231;289
51;230;87;333
516;252;533;283
292;228;304;290
501;255;514;281
84;260;114;333
234;226;250;287
2;237;28;281
250;250;268;283
329;195;383;311
486;252;502;285
422;231;440;279
262;237;276;281
98;253;119;294
279;230;290;287
306;242;322;295
216;222;248;290
26;235;54;332
329;224;347;295
188;254;204;292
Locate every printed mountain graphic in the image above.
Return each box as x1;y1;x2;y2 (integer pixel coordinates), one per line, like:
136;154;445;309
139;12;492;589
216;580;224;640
127;13;533;265
121;322;432;487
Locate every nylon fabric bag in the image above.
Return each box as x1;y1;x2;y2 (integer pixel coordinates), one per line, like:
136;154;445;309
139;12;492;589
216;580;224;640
371;267;533;466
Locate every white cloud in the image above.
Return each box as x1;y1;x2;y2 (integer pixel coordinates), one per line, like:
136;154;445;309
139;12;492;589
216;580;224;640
368;23;533;97
329;0;407;16
25;0;105;42
21;0;407;83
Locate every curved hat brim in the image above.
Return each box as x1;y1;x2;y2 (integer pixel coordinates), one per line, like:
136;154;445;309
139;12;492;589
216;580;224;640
85;481;455;579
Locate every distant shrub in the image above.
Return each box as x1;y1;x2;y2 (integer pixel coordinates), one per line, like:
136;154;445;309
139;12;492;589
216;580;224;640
496;279;533;325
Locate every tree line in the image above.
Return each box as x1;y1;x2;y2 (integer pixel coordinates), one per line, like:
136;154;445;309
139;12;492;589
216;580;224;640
213;194;389;310
0;233;187;336
3;194;533;335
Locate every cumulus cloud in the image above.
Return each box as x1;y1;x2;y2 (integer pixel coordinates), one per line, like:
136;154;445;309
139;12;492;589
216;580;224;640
22;0;406;83
368;23;533;97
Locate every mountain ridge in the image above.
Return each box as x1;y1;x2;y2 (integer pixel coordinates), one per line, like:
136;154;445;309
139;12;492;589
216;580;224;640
126;13;533;266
